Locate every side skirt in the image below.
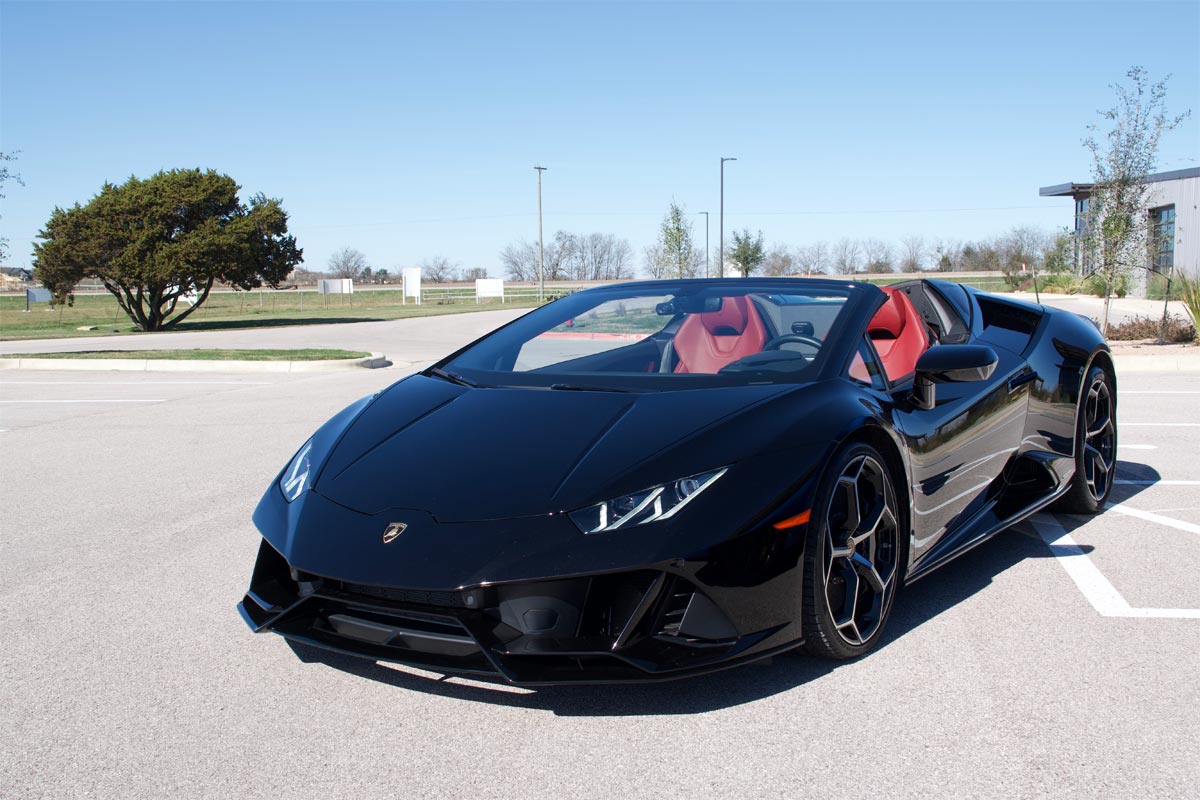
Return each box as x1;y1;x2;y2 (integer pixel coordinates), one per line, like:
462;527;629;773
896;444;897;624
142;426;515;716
902;468;1073;584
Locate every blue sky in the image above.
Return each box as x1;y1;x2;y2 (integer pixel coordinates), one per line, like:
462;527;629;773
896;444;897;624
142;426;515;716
2;0;1197;276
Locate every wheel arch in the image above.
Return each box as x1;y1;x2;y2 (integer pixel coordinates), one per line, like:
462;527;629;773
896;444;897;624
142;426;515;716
834;422;914;579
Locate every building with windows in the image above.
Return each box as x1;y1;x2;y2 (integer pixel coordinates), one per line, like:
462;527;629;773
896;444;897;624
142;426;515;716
1039;167;1198;287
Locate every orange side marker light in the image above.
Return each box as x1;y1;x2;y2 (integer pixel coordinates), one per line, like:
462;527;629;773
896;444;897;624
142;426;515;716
772;509;811;530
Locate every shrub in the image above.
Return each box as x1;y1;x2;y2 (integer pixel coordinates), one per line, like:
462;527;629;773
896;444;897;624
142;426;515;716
1036;273;1081;294
1104;314;1195;342
1178;274;1200;333
1081;273;1129;298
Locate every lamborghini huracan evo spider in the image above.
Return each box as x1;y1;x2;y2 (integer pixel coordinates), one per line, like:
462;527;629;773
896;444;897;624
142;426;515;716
238;278;1116;684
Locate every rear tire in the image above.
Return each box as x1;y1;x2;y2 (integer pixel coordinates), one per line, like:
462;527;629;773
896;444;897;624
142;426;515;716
1054;364;1117;514
802;442;902;660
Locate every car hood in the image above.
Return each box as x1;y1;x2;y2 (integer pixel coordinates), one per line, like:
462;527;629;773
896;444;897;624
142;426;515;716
314;374;794;522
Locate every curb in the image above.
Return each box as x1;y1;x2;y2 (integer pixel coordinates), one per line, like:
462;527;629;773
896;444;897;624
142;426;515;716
0;352;390;373
1112;352;1200;374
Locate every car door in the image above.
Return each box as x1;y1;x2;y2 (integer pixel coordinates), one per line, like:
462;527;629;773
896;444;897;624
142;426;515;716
889;337;1032;566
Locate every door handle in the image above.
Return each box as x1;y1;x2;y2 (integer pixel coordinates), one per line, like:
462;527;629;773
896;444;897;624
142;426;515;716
1008;370;1038;393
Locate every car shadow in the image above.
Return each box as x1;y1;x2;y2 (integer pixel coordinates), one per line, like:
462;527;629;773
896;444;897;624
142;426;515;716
283;459;1161;716
1047;459;1159;536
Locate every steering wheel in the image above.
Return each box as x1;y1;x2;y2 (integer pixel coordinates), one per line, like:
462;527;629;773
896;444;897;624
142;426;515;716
763;333;823;352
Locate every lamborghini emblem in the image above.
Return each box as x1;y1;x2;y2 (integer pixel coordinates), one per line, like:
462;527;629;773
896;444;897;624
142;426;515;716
381;522;407;544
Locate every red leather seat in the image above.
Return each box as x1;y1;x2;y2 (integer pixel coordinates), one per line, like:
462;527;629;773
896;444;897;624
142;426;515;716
868;287;928;382
672;296;768;374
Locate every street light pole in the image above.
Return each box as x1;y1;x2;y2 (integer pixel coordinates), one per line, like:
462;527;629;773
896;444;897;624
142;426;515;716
534;165;547;302
719;157;736;278
698;211;709;278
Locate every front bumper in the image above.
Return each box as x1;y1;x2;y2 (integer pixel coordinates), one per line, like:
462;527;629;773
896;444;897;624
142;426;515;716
238;538;803;685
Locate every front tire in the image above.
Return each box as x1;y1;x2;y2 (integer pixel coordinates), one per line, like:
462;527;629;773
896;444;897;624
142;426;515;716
802;443;902;660
1054;364;1117;514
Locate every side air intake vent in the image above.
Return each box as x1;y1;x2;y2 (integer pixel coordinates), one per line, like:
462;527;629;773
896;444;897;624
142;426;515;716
655;578;738;643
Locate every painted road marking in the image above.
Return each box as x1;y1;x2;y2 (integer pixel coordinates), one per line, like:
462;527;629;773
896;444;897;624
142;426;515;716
0;380;274;386
1031;514;1200;619
1118;444;1157;450
0;399;167;404
1114;480;1200;486
1104;503;1200;535
1121;391;1200;394
1120;423;1200;427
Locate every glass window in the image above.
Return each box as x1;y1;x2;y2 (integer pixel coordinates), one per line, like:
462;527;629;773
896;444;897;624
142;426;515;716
441;281;860;391
515;296;671;371
1149;205;1176;273
1075;196;1094;274
848;339;887;390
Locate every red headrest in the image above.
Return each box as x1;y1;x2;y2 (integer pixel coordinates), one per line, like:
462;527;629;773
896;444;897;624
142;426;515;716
868;289;906;338
700;296;752;335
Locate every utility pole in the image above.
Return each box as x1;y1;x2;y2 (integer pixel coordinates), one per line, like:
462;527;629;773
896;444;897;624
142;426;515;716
534;165;547;302
698;211;709;278
719;157;736;278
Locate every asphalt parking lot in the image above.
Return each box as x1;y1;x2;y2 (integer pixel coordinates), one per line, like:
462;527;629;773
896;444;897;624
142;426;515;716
1;333;1198;798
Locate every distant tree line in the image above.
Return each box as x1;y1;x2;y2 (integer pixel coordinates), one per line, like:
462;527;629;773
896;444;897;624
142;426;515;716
501;231;635;281
293;247;491;285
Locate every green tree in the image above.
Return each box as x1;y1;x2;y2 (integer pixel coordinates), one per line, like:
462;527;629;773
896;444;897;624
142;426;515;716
645;202;700;279
1043;228;1074;274
1081;67;1189;334
34;169;301;331
728;228;765;277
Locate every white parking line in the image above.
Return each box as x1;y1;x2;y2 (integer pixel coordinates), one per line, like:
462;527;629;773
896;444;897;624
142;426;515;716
1118;444;1157;450
1105;503;1200;535
0;380;273;386
1121;423;1200;427
1121;391;1200;394
1114;480;1200;485
0;399;167;404
1031;514;1200;619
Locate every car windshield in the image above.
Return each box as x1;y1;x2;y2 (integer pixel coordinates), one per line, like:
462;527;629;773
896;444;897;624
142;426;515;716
436;280;861;391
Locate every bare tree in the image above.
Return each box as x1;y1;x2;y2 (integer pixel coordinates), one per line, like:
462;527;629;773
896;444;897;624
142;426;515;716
832;238;861;274
0;151;23;267
420;256;460;283
996;225;1051;288
500;232;576;282
462;267;488;280
900;235;926;272
860;238;895;273
795;241;830;276
569;233;634;280
500;240;538;281
328;247;369;280
1082;66;1190;334
763;244;797;277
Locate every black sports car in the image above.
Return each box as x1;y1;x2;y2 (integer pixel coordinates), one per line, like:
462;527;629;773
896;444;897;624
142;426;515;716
238;278;1116;684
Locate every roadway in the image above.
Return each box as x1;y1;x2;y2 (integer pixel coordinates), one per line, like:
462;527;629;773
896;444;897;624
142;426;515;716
1;334;1197;798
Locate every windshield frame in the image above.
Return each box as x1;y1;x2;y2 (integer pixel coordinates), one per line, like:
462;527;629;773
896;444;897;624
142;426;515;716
430;278;881;392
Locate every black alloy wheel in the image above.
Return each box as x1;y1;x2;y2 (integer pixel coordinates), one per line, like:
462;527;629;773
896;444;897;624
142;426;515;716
1055;364;1118;514
803;443;902;659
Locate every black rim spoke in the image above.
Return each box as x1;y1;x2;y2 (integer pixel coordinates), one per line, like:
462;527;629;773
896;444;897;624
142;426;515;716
1081;377;1115;503
823;454;898;648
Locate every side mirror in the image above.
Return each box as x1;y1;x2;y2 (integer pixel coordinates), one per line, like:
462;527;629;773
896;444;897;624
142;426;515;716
911;344;998;410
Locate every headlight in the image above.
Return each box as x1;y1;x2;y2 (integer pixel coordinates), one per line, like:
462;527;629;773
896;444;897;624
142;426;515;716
279;439;315;502
569;467;727;534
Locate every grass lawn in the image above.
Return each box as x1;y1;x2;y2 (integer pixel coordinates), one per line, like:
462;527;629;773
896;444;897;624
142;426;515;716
12;349;372;361
0;276;1010;342
0;290;539;341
